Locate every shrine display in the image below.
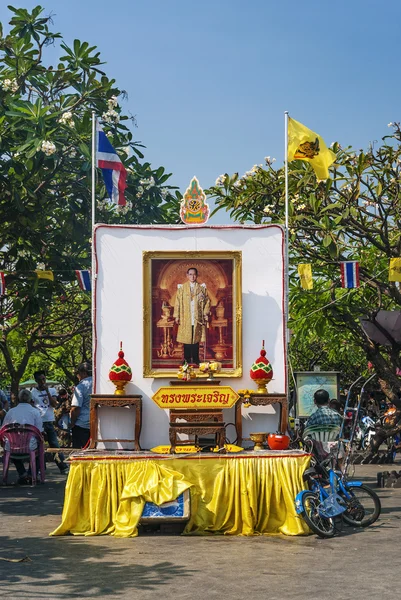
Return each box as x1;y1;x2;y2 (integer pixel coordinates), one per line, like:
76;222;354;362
142;250;242;378
109;342;132;395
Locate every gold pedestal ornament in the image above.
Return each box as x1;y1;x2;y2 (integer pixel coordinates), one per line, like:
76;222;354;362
112;380;127;395
250;432;268;451
253;378;270;394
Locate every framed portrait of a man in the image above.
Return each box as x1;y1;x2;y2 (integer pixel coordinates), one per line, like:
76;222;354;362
143;251;242;378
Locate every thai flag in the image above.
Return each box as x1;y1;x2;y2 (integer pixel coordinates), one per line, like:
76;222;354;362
0;272;5;296
96;122;127;206
340;261;360;288
75;270;91;292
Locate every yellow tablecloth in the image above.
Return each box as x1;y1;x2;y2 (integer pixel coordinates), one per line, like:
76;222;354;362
51;452;310;537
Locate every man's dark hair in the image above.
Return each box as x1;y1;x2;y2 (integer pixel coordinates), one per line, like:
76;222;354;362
59;388;68;396
314;388;330;406
187;267;198;276
33;369;46;381
77;362;92;376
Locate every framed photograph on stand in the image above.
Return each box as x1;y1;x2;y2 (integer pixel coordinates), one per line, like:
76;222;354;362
143;250;242;378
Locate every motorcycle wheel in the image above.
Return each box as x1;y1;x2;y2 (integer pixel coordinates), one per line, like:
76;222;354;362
342;484;381;527
300;491;336;538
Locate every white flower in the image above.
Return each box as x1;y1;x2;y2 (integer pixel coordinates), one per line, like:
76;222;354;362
215;174;226;186
2;78;18;92
107;95;119;109
289;227;295;235
139;177;155;190
116;201;131;215
40;140;56;156
122;146;130;156
160;188;169;199
233;180;242;188
264;156;276;165
97;199;109;210
251;164;259;173
297;203;306;210
388;122;394;128
19;250;30;258
263;205;273;214
36;262;46;271
102;109;120;124
69;149;77;158
58;111;74;126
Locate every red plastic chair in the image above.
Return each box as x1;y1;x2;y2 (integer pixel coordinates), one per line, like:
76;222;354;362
0;424;45;485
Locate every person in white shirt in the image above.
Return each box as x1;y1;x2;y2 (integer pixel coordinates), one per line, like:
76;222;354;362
3;389;43;483
31;370;68;473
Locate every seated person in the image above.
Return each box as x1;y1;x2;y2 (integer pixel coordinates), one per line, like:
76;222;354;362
304;389;343;461
2;389;43;484
0;389;9;424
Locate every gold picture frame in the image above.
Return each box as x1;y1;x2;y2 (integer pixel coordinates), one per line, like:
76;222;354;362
143;251;242;378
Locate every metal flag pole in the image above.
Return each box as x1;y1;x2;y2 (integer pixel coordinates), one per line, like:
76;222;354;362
91;111;96;389
91;110;96;233
284;111;290;410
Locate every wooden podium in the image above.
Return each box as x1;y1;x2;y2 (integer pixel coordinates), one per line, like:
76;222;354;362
89;394;142;450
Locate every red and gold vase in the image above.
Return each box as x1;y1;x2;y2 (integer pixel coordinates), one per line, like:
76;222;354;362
109;342;132;395
249;341;273;394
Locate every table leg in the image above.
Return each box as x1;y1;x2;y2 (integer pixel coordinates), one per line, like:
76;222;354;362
135;402;142;451
169;428;176;454
280;400;288;434
235;401;242;446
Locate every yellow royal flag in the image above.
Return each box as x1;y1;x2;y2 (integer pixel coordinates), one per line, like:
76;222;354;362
389;258;401;282
288;117;336;180
298;264;313;290
35;269;54;281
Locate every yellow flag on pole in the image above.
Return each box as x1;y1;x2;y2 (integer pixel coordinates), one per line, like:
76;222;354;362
389;258;401;282
298;264;313;290
35;270;54;281
288;118;336;180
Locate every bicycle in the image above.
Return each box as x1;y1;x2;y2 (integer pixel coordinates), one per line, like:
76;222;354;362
295;449;381;538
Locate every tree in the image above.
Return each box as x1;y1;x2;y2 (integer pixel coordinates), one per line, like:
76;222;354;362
208;126;401;404
0;5;181;394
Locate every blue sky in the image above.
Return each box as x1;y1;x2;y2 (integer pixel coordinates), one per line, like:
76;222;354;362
1;1;401;223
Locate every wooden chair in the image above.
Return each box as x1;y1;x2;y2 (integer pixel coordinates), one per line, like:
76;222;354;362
0;424;45;485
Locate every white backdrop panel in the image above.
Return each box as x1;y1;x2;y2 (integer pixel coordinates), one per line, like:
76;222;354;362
94;225;285;448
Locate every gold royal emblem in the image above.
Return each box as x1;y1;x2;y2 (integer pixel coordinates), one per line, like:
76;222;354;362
180;176;210;225
294;138;320;159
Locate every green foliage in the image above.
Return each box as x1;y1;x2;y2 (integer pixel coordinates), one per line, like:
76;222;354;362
0;5;180;390
208;131;401;399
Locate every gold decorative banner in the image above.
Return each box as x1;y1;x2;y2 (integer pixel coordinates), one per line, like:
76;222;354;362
152;386;239;409
389;258;401;282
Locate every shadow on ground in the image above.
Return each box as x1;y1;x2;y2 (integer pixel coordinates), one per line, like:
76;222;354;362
0;535;196;598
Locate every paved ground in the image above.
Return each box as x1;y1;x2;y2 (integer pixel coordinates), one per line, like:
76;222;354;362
0;460;400;600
